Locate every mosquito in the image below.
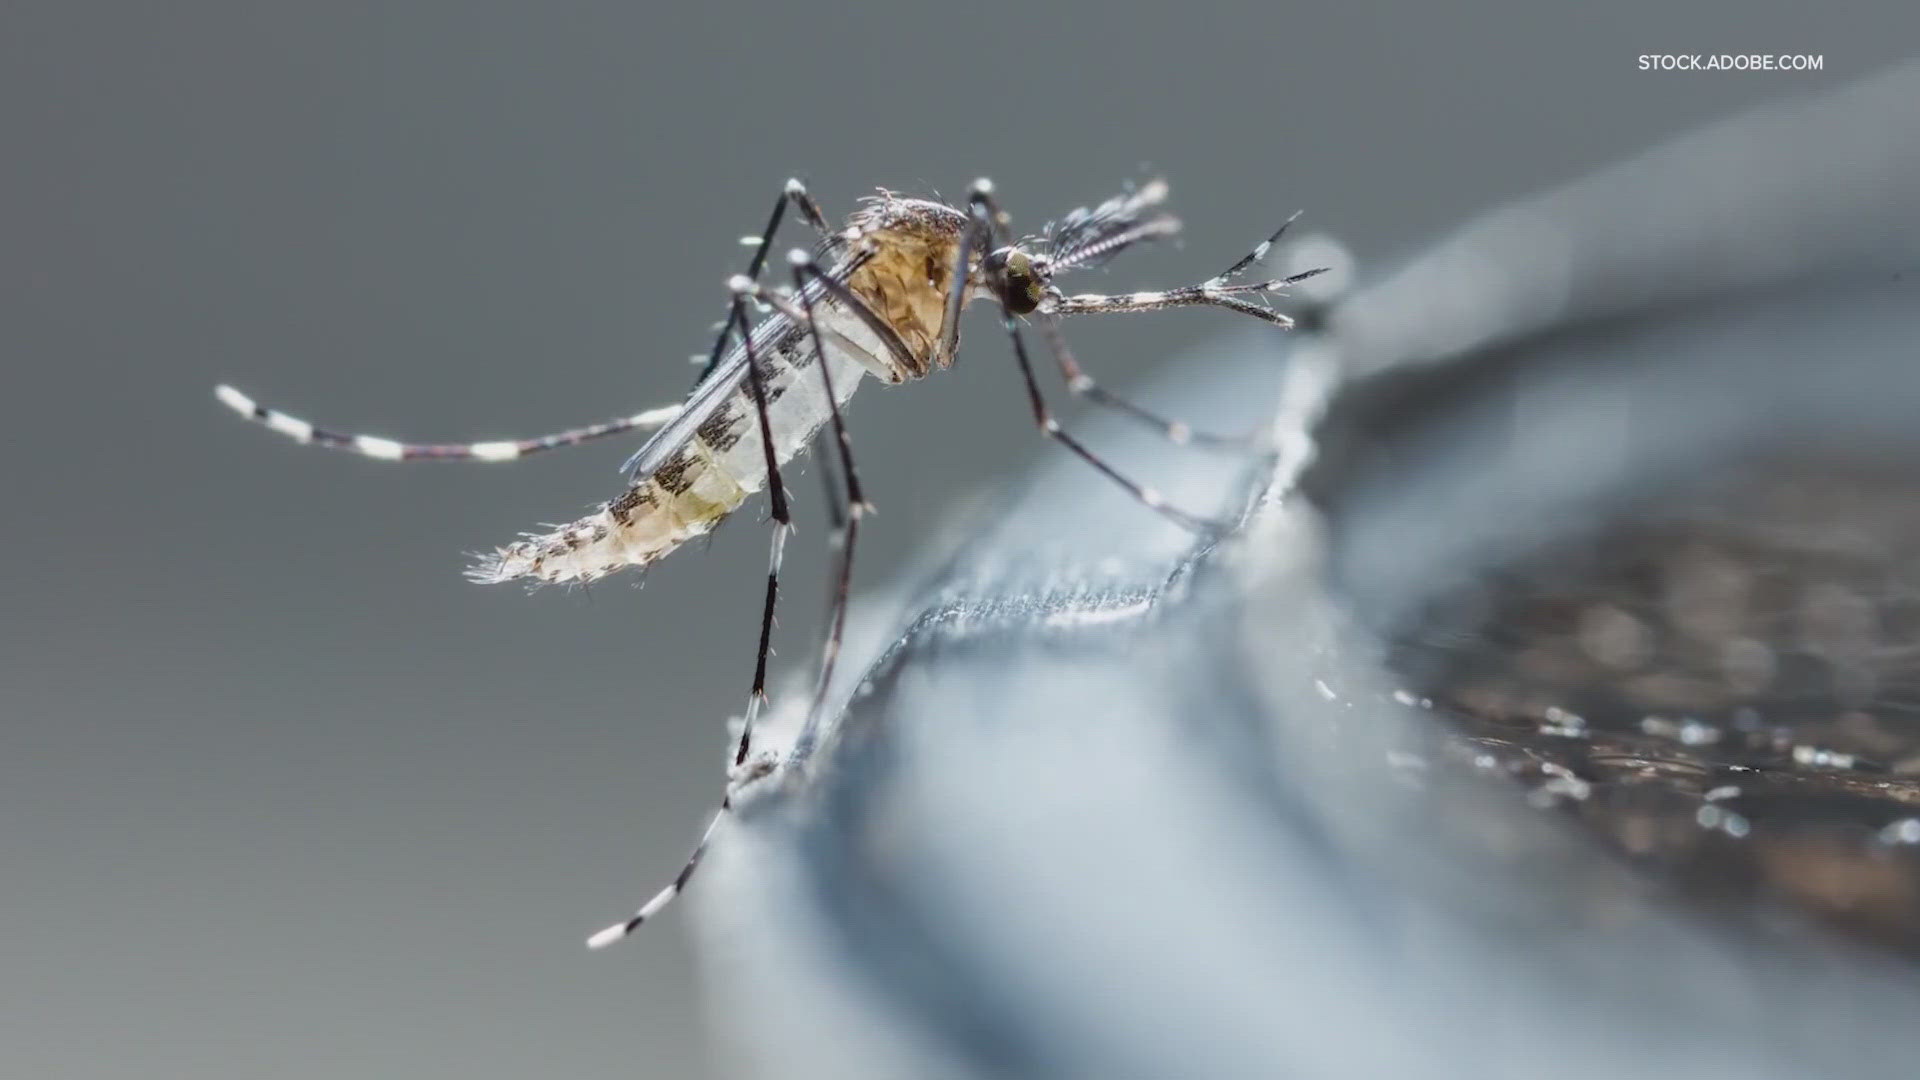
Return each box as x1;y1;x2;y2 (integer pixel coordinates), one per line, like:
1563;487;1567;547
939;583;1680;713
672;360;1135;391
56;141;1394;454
216;176;1325;949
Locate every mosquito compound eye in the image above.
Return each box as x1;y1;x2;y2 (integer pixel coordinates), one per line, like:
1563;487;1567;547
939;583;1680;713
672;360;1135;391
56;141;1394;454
994;248;1044;315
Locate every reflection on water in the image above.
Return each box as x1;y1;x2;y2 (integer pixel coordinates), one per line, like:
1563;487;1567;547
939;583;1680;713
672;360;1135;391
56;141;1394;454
1392;456;1920;951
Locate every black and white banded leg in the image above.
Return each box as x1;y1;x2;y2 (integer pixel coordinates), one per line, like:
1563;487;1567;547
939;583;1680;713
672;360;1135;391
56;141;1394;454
813;427;849;599
953;180;1213;447
1039;211;1321;450
1035;315;1258;451
586;255;877;951
1000;309;1223;535
787;428;851;765
724;256;914;758
964;182;1227;536
215;384;681;463
585;795;729;949
690;179;836;387
586;292;793;952
787;252;872;737
1042;268;1328;325
1041;206;1325;328
732;293;794;770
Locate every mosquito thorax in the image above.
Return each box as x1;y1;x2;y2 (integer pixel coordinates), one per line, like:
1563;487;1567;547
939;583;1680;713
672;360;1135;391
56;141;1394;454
985;246;1048;315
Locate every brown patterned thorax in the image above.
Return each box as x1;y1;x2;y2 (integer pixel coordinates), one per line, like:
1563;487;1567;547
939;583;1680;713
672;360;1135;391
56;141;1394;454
841;195;971;379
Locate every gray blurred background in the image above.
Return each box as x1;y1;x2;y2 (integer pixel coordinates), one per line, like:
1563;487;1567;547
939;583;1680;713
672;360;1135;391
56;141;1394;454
3;4;1913;1077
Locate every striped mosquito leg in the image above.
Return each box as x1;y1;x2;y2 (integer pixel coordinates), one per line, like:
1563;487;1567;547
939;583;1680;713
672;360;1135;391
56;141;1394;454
808;494;860;727
1209;209;1303;284
1043;267;1328;327
586;794;729;950
214;384;680;462
969;178;1017;246
936;179;998;361
789;253;870;731
1037;214;1325;448
586;296;794;951
690;179;836;386
1035;316;1260;451
998;311;1221;536
795;430;849;653
732;294;792;768
967;190;1221;534
983;180;1221;445
788;431;849;765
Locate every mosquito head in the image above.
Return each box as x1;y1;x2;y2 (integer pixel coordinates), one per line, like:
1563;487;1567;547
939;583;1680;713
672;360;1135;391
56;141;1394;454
983;246;1051;315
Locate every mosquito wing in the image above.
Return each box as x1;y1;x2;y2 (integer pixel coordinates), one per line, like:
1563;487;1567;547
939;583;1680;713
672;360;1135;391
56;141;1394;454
618;339;757;480
619;250;871;481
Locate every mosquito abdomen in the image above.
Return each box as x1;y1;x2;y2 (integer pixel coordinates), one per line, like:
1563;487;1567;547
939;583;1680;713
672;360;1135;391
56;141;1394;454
469;331;870;586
